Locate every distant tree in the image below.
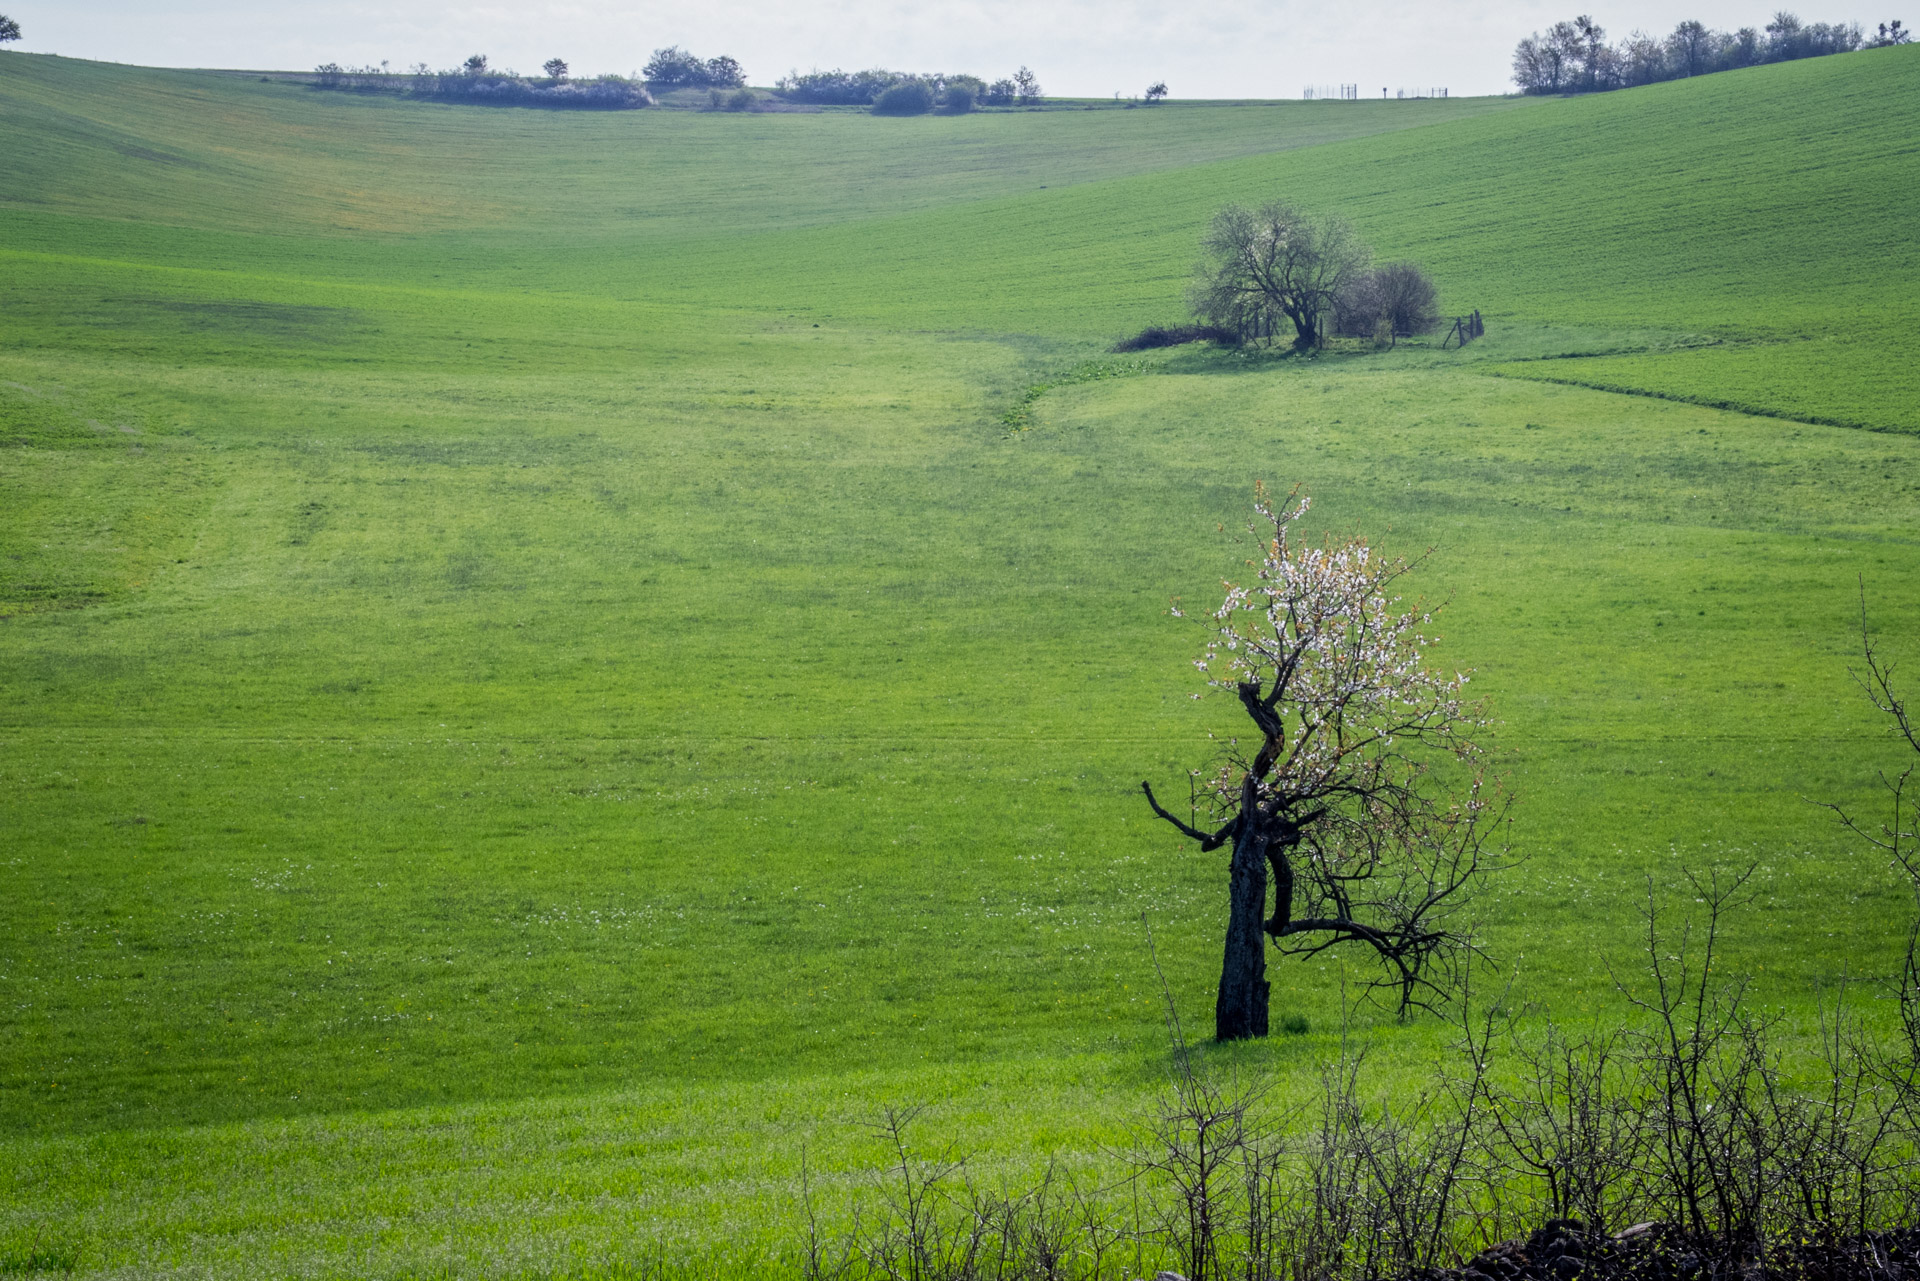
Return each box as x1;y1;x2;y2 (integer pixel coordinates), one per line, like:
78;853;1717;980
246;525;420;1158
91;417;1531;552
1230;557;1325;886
1572;14;1613;88
0;13;19;43
871;78;935;116
644;46;710;87
1190;201;1369;351
1867;18;1911;44
1719;26;1765;67
1011;65;1042;103
1511;33;1568;92
543;58;568;80
1619;29;1669;83
1665;20;1715;75
1801;18;1864;54
1145;81;1169;103
1544;20;1589;82
1512;21;1589;92
1144;485;1504;1037
705;55;746;88
984;77;1017;106
1763;9;1805;58
1758;10;1859;58
463;53;489;76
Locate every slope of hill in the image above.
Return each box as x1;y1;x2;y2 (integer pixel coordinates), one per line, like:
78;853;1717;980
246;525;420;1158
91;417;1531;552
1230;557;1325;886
576;44;1917;428
0;54;1522;238
2;47;1918;1277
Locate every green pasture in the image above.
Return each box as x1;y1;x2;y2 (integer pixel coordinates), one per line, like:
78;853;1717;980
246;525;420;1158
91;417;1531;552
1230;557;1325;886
3;45;1920;1277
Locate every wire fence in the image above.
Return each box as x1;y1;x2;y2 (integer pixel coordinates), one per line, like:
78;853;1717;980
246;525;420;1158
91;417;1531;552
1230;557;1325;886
1303;85;1451;100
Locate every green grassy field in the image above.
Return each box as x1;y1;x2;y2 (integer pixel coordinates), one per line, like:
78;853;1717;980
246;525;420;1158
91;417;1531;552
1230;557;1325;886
4;45;1920;1277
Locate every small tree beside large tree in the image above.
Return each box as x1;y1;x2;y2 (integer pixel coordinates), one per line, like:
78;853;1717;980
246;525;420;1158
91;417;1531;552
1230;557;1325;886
1144;486;1507;1040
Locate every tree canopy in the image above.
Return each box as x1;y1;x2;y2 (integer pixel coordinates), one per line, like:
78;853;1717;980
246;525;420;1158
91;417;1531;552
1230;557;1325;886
1190;202;1369;351
643;47;746;89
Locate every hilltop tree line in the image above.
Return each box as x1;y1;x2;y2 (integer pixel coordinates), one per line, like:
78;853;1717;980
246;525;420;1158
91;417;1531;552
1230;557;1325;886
775;66;1042;112
309;47;1050;114
1514;10;1910;93
310;46;748;109
312;55;655;108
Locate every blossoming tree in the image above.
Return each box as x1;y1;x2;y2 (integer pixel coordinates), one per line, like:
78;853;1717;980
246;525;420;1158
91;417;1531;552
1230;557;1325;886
1144;485;1507;1040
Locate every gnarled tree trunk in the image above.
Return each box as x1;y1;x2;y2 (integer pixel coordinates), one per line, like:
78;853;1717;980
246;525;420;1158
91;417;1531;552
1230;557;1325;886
1216;780;1270;1040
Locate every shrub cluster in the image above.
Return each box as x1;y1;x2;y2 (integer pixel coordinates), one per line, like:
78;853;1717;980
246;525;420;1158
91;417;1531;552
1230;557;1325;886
1513;10;1888;94
774;68;908;105
1331;261;1442;345
773;66;1040;110
708;86;760;112
421;71;651;108
311;61;653;109
941;75;988;113
871;80;937;117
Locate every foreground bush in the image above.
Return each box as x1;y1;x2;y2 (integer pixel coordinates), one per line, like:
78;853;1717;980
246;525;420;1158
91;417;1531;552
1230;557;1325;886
799;872;1920;1280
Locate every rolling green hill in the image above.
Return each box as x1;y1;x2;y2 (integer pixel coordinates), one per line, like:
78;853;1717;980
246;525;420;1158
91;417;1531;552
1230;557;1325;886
3;45;1919;1277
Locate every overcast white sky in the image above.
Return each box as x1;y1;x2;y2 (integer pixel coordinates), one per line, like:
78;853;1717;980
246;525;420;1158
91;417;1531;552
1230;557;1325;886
2;1;1881;97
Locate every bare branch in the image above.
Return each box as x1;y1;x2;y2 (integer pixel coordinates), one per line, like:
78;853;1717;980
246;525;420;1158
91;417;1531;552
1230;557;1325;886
1141;781;1238;850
